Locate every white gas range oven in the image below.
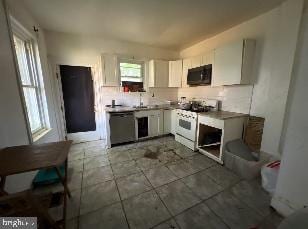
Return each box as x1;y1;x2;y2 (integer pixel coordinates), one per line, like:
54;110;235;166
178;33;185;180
175;99;218;151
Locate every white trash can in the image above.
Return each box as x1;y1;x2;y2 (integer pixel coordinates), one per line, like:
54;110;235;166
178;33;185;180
261;160;280;195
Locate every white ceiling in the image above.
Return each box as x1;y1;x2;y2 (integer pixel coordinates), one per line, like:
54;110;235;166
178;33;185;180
18;0;285;50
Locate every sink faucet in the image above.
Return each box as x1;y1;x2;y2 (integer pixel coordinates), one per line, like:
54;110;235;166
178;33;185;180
139;93;143;107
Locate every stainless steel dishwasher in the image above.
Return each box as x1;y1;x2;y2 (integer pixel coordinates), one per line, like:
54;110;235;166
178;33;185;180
109;112;136;145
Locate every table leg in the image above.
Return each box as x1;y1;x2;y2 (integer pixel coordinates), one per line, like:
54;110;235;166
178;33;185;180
27;192;61;229
55;161;71;229
63;159;68;229
0;176;8;196
55;166;71;198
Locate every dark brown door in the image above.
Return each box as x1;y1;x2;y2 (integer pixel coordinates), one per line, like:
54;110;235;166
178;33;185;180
60;65;96;133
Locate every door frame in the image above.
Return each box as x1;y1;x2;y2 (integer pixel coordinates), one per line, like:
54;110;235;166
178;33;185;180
51;60;104;143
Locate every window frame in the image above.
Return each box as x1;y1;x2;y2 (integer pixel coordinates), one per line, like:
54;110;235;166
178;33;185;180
11;17;50;141
118;58;145;84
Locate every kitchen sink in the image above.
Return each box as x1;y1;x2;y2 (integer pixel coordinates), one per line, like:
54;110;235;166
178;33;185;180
132;105;148;109
132;105;159;109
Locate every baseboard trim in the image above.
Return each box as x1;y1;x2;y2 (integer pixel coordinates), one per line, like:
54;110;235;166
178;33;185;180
271;195;297;216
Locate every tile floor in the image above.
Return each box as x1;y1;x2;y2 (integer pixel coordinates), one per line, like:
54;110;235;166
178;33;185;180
36;136;283;229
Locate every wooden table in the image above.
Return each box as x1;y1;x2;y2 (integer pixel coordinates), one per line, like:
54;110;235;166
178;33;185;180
0;140;73;228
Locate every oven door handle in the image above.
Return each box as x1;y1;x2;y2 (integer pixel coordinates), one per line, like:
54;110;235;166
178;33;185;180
177;116;193;122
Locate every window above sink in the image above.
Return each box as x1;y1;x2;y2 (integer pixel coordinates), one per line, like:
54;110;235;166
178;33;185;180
119;59;145;92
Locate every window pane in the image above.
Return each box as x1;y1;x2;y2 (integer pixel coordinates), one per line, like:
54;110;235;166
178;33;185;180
120;62;142;78
13;36;32;85
23;87;42;132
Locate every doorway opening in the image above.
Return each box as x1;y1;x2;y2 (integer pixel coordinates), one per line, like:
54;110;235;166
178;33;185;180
59;65;100;142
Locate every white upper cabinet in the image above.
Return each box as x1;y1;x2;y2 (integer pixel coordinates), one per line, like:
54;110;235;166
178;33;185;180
182;58;191;88
148;60;169;88
168;60;182;87
101;54;120;86
212;39;255;87
202;50;214;66
191;56;202;68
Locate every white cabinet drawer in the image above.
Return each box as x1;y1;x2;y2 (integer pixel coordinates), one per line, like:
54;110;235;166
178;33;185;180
135;111;149;118
198;115;224;129
135;110;160;118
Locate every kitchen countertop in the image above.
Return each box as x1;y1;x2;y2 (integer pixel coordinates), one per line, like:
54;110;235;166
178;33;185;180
198;110;248;120
104;105;179;113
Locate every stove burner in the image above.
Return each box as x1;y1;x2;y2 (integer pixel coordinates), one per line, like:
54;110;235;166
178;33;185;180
178;99;218;113
180;106;211;113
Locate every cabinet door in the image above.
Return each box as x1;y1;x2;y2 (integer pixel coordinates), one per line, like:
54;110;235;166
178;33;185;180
207;50;214;65
202;54;208;66
212;40;243;87
202;50;214;66
241;39;255;84
149;115;159;137
149;111;164;137
149;60;169;87
163;110;171;134
155;60;169;87
169;60;182;87
158;110;164;135
137;117;149;139
102;54;119;86
191;56;202;68
168;61;173;87
173;60;182;87
182;58;191;88
148;60;155;87
171;110;177;135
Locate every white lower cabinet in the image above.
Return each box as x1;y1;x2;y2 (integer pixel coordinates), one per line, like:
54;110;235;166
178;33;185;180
163;109;177;135
162;109;178;136
151;110;164;137
148;115;158;137
135;110;163;139
163;110;171;134
135;109;178;139
171;110;177;135
164;110;177;135
197;115;246;164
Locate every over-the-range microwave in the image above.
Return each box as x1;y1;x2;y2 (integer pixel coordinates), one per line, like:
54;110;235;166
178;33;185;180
187;64;212;86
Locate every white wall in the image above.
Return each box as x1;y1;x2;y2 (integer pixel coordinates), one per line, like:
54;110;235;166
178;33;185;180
179;86;254;114
100;87;178;108
0;0;35;193
1;0;61;193
7;0;61;144
0;0;29;148
271;5;308;216
45;30;179;65
179;0;304;156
